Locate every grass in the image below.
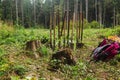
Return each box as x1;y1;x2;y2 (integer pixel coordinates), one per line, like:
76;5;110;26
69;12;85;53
0;23;120;79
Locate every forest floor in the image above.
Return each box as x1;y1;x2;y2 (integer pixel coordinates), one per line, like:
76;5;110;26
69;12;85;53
0;23;120;80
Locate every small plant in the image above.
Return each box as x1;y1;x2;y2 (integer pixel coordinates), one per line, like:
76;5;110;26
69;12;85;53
10;76;20;80
0;48;5;57
12;65;28;76
39;45;48;56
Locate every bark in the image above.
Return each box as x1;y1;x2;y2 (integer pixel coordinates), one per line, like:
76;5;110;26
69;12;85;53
15;0;18;24
10;1;13;24
21;0;24;26
50;12;52;48
113;7;116;27
57;6;61;48
72;12;75;43
116;10;118;25
95;0;98;21
98;0;102;28
33;0;36;26
79;0;82;40
49;48;76;71
25;40;41;59
63;0;67;47
103;1;106;27
66;0;69;45
75;0;78;43
85;0;88;21
51;48;76;64
53;12;56;50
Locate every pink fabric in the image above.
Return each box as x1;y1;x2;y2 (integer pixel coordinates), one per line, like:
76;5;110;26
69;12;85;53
99;39;107;46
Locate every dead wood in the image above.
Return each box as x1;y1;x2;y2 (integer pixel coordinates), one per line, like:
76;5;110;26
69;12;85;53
25;40;41;59
49;48;76;71
52;48;76;65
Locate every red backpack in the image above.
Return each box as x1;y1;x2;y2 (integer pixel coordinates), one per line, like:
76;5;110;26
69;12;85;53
90;39;120;62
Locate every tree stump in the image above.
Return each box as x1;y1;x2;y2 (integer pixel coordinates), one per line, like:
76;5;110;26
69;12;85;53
25;40;41;59
49;48;76;70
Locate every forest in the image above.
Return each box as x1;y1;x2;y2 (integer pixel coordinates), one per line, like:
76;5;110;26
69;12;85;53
0;0;120;28
0;0;120;80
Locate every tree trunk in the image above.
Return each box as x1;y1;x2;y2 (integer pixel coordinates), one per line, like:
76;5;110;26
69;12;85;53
116;10;118;25
21;0;24;26
63;0;67;47
98;0;102;28
50;12;52;48
10;1;13;24
103;1;106;27
66;0;69;45
75;0;78;43
25;40;41;59
79;0;83;41
15;0;18;25
45;15;47;27
33;0;36;26
95;0;98;21
85;0;88;21
113;6;116;27
53;12;56;50
72;9;75;43
57;6;61;48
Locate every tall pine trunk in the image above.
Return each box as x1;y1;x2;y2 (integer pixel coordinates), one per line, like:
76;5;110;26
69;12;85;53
95;0;98;21
85;0;88;21
33;0;36;26
15;0;18;25
98;0;102;28
113;6;116;27
66;0;69;45
21;0;24;26
116;10;118;25
103;1;106;27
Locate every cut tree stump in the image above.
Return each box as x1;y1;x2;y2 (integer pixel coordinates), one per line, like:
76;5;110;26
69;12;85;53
25;40;41;59
49;48;76;70
48;48;76;71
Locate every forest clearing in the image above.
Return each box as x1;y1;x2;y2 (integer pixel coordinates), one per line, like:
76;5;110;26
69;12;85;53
0;22;120;80
1;0;120;80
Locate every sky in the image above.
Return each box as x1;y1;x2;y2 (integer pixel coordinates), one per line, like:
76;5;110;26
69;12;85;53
43;0;45;3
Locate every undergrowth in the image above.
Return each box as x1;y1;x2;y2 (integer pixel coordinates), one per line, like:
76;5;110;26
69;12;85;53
0;24;120;79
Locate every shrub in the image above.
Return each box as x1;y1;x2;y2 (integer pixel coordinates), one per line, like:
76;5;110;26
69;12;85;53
0;58;10;77
0;63;9;76
90;21;100;29
84;20;103;29
83;19;91;29
84;23;91;29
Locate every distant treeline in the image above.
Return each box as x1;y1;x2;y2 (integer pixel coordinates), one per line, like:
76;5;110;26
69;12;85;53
0;0;120;28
